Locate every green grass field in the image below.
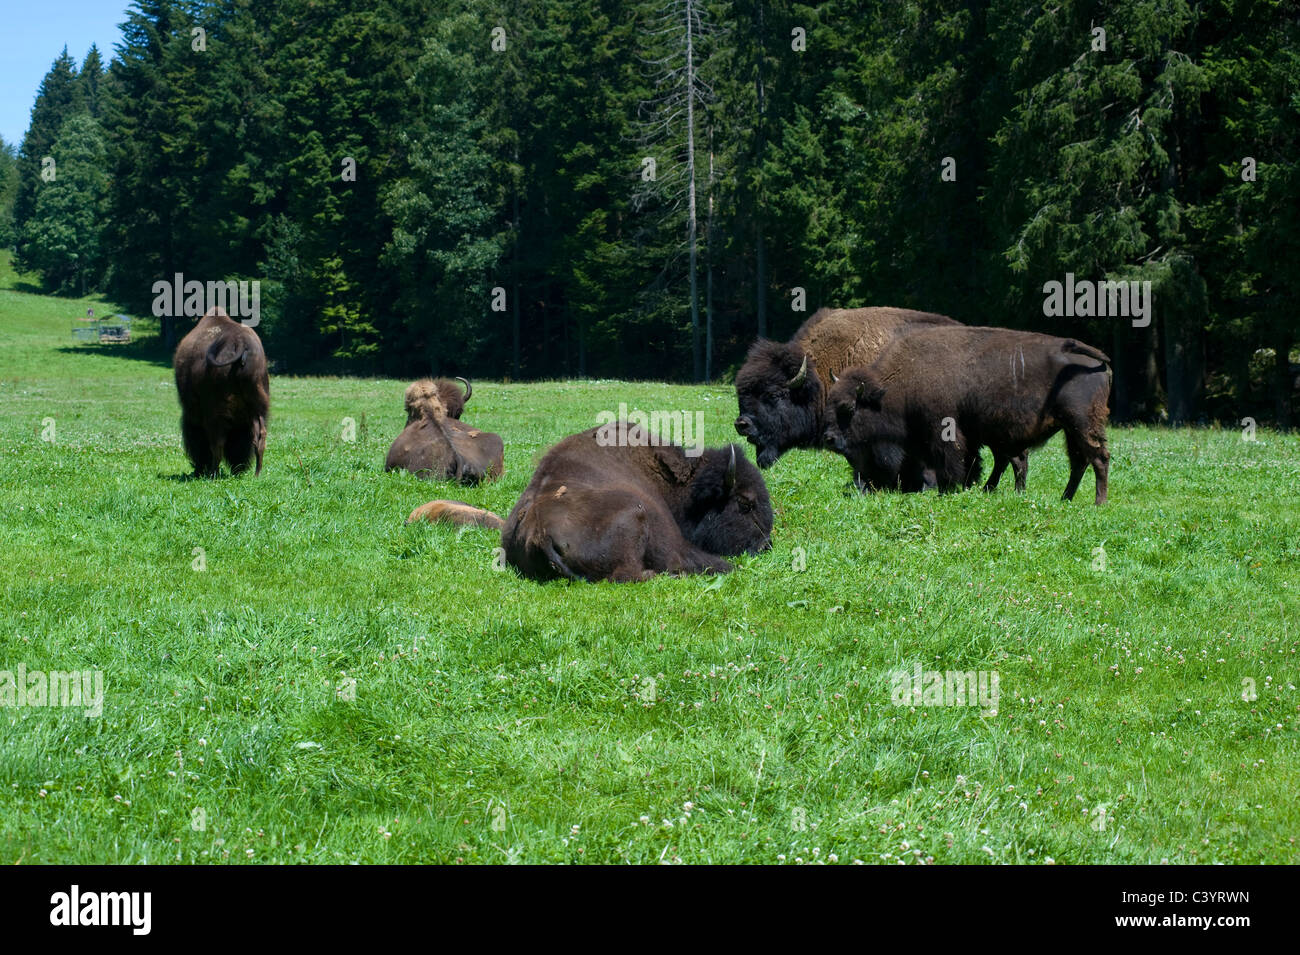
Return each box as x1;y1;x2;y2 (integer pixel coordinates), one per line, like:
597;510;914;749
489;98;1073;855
1;251;1296;864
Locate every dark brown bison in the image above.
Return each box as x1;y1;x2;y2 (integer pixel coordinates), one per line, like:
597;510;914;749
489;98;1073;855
173;306;269;476
408;422;773;582
385;380;503;484
734;307;961;468
824;326;1112;504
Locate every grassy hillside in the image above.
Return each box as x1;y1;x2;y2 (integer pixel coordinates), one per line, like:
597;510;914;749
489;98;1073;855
1;253;1296;863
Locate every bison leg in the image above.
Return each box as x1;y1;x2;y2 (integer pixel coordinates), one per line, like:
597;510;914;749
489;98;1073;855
254;415;266;476
983;456;1009;492
1091;444;1110;505
181;416;216;477
1011;453;1029;492
205;428;228;479
225;422;255;475
1063;425;1109;504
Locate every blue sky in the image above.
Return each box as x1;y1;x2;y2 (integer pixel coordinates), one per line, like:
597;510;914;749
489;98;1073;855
1;1;131;148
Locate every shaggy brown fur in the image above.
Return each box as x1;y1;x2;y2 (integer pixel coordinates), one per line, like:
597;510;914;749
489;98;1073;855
173;307;269;476
404;377;471;421
733;307;960;468
386;380;503;484
413;423;773;582
826;326;1112;504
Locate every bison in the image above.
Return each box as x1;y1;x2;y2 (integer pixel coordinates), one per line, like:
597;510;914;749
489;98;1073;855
823;326;1112;504
406;376;472;420
734;307;961;468
408;422;773;582
173;306;269;477
385;380;503;484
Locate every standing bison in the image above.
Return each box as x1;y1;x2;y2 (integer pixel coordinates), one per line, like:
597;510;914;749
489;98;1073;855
408;422;773;582
385;379;503;484
734;307;960;468
173;306;269;477
823;326;1112;504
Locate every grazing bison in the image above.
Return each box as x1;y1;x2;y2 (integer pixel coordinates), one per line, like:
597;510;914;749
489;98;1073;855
173;306;269;476
824;326;1112;503
408;422;773;582
734;306;961;468
385;380;503;484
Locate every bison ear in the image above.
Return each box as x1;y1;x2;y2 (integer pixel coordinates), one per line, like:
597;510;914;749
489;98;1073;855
653;445;696;484
855;380;885;408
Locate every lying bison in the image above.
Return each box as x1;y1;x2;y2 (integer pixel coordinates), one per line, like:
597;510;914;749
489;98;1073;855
385;379;503;484
173;306;269;476
824;326;1112;504
408;422;772;582
413;376;472;420
734;307;960;468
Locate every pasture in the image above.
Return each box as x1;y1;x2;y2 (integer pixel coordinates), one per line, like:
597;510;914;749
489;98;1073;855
1;254;1297;864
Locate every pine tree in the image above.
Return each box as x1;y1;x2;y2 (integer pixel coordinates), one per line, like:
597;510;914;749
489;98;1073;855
79;45;106;118
0;137;18;247
13;48;81;272
20;114;110;294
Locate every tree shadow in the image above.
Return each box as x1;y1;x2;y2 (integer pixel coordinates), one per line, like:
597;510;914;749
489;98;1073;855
56;334;173;369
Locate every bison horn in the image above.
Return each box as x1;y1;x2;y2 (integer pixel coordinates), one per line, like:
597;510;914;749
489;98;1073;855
787;355;808;389
830;371;839;384
455;376;472;402
724;445;737;494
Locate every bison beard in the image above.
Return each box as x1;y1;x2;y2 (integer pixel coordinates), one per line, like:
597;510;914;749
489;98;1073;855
385;379;503;484
825;327;1112;504
733;307;961;469
407;423;773;582
173;306;269;477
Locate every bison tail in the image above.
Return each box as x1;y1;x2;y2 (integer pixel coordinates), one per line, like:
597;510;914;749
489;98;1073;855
205;337;248;367
1062;340;1111;365
406;499;504;531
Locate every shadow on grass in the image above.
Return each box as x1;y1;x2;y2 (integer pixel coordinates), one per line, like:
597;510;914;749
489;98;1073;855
5;278;45;295
158;470;266;482
56;334;172;369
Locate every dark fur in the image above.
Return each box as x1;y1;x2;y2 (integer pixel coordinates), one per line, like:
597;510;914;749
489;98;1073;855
825;326;1112;504
173;307;269;476
733;306;961;468
385;380;502;484
412;423;773;582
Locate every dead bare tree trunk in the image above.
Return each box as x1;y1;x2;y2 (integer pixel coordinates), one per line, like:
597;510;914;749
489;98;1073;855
633;0;714;382
685;0;700;380
706;127;714;383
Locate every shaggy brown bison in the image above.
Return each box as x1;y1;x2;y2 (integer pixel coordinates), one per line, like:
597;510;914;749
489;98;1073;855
406;376;472;420
385;380;503;484
824;326;1112;504
734;306;961;468
173;306;269;476
408;422;773;582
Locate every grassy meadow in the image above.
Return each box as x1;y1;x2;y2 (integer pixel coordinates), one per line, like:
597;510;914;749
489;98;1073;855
0;252;1296;864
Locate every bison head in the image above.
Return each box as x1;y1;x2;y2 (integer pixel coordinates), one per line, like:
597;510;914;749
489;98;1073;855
823;368;908;491
679;445;773;556
734;340;825;468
